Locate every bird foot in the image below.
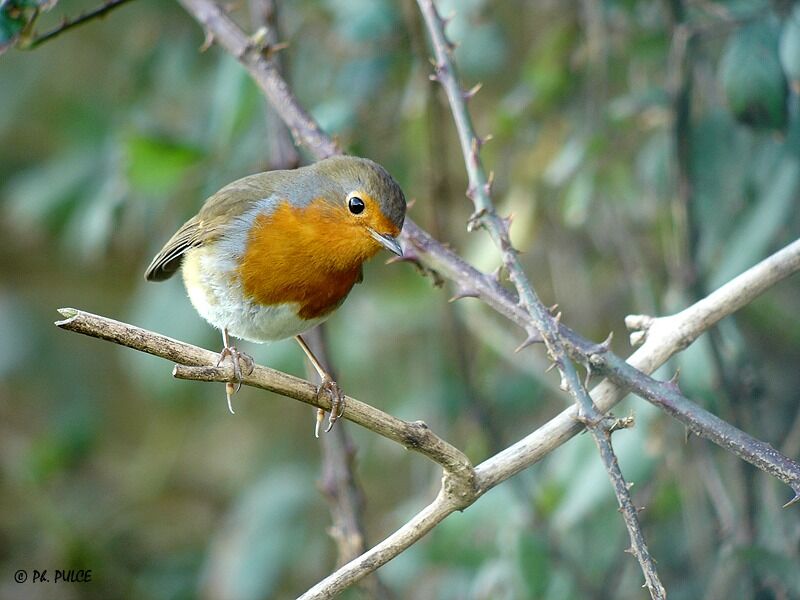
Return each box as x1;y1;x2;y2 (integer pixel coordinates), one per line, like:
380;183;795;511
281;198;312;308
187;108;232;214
314;377;345;437
217;346;254;414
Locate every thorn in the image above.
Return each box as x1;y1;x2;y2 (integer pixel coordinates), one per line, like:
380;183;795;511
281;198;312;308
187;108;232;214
514;333;540;353
782;491;800;508
684;426;692;443
624;547;635;555
428;73;439;82
553;311;562;324
200;30;215;52
594;331;614;353
559;375;569;392
463;82;483;99
545;362;557;373
449;288;480;302
548;303;559;315
406;198;417;210
626;481;634;490
666;368;681;392
470;137;480;155
263;41;289;59
484;170;495;195
466;184;477;200
500;212;513;232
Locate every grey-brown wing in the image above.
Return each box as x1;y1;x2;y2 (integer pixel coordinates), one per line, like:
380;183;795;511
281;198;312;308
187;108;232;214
144;216;204;281
144;172;287;282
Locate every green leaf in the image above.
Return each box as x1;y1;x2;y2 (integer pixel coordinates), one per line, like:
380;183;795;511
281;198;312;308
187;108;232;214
0;7;26;51
720;20;788;130
0;0;55;53
125;133;204;195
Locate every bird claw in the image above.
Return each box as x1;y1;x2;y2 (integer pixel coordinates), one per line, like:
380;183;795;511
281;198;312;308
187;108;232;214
314;377;345;436
217;346;254;414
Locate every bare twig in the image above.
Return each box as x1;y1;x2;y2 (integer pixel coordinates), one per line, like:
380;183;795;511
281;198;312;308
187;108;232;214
406;222;800;499
25;0;136;49
416;1;665;595
54;307;474;481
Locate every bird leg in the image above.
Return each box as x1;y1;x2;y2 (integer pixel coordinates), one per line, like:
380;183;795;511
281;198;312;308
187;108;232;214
217;328;254;414
295;335;345;437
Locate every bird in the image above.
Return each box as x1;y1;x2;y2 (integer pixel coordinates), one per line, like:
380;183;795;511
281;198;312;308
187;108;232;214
144;155;406;435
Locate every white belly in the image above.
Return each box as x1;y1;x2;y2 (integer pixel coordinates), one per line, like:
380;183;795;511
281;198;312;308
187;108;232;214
181;246;329;342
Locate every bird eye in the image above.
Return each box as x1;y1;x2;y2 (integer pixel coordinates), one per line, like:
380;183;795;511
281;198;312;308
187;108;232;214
348;196;366;215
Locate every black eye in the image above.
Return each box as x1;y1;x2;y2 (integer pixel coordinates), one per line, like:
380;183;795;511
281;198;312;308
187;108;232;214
348;196;365;214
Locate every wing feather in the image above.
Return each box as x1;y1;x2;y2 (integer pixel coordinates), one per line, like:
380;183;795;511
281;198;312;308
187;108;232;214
144;172;287;282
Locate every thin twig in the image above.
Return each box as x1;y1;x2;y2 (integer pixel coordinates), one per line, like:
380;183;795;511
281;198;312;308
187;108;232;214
54;307;474;481
596;353;800;508
25;0;136;49
416;1;665;595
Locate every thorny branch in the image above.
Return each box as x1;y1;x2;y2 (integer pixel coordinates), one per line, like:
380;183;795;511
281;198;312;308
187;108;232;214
416;1;664;595
405;224;800;504
48;0;800;597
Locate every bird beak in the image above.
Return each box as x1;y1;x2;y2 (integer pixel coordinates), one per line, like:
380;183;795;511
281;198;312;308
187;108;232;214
367;228;403;256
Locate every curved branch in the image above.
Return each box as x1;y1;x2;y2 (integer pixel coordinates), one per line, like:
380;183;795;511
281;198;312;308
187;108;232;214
299;477;465;600
54;307;474;481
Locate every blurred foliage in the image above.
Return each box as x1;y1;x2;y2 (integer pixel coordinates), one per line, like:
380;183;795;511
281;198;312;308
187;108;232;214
1;0;799;599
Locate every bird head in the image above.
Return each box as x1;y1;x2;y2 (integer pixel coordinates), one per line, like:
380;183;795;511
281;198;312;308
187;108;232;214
315;156;406;258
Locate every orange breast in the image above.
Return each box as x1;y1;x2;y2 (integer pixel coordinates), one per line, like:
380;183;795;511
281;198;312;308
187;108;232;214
238;199;380;320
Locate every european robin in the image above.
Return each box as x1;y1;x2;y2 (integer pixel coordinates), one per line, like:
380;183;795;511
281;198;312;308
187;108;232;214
144;156;406;435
